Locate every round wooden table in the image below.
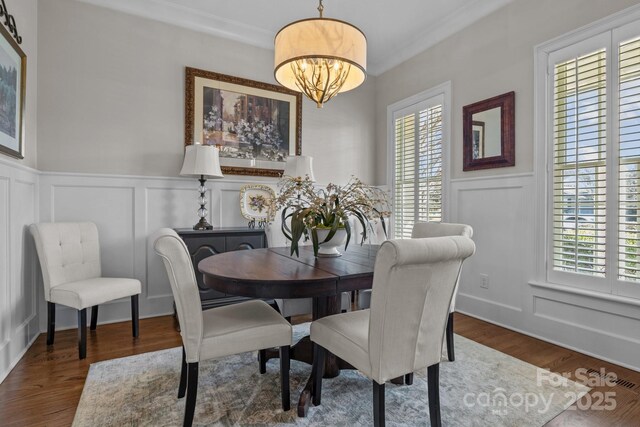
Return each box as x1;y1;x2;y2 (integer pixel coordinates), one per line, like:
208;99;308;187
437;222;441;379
198;244;379;416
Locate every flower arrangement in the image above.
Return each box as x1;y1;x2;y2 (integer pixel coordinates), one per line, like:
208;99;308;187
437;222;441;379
272;175;391;257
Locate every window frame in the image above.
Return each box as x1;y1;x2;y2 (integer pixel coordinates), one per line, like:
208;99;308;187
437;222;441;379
387;82;451;239
534;6;640;300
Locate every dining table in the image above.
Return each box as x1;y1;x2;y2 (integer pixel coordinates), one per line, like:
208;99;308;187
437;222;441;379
198;243;379;417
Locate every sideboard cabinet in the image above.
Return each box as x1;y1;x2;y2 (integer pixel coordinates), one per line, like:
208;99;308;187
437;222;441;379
175;227;267;309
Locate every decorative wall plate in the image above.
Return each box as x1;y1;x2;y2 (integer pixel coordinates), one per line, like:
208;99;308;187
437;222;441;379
239;184;276;225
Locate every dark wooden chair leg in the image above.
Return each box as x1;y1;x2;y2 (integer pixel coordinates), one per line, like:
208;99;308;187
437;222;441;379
428;363;441;427
46;302;55;345
131;295;139;338
258;349;267;374
312;344;325;406
280;345;291;411
184;362;199;427
77;308;87;359
405;373;414;385
446;312;455;362
373;381;385;427
90;305;98;330
178;346;187;398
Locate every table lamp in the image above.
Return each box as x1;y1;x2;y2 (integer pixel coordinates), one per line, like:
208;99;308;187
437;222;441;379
283;155;315;181
180;143;224;230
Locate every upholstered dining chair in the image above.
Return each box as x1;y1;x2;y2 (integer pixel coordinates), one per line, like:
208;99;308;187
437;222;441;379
154;229;292;427
310;236;475;427
358;221;473;362
30;222;141;360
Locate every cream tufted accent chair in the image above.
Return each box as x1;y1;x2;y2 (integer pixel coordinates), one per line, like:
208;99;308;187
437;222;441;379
30;222;141;359
154;228;293;427
310;236;475;427
358;221;473;363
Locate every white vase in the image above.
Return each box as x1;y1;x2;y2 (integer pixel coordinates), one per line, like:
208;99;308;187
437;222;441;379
316;228;348;257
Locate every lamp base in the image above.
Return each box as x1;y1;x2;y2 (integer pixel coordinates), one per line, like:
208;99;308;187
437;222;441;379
193;218;213;230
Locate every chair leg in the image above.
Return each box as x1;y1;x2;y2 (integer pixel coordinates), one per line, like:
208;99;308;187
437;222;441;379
178;346;187;398
77;309;87;359
427;363;441;427
90;305;98;330
405;373;414;385
258;349;267;374
280;345;291;411
46;302;55;346
184;362;199;427
373;381;385;427
312;344;325;406
446;312;455;362
131;295;139;338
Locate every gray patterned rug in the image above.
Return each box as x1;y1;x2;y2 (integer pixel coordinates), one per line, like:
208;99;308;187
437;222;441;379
73;324;589;426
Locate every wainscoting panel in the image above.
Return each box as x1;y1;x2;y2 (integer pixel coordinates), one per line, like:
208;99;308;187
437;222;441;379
451;174;535;326
0;160;39;384
51;185;136;278
0;177;9;351
38;173;279;331
11;180;37;329
145;184;212;302
450;172;640;371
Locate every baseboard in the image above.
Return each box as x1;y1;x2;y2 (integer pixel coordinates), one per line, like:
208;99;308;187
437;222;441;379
0;332;39;385
456;309;640;373
47;310;175;332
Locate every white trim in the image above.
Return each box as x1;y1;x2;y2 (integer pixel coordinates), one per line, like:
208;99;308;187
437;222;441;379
449;171;534;184
0;332;38;385
457;292;523;313
534;9;640;296
535;4;640;56
456;309;640;372
0;156;39;174
77;0;514;76
386;82;451;238
529;280;640;308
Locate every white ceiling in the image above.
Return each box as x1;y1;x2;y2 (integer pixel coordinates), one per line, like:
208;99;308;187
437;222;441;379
78;0;514;75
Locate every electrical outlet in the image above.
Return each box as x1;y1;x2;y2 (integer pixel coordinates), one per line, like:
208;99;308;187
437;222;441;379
480;274;489;289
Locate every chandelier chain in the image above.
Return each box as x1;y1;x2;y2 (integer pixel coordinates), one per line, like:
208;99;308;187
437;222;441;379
317;0;324;18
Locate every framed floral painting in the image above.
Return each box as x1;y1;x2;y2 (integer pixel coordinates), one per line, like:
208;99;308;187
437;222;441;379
185;67;302;177
0;22;26;159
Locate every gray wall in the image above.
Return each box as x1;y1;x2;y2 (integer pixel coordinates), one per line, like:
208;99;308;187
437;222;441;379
374;0;640;184
37;0;377;184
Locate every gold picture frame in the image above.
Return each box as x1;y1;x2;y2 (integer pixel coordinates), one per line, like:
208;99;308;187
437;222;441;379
185;67;302;177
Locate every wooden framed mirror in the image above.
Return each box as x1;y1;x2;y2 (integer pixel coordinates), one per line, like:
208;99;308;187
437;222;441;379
463;91;515;171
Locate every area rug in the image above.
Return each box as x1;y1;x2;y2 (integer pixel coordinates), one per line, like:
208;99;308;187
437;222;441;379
73;324;589;426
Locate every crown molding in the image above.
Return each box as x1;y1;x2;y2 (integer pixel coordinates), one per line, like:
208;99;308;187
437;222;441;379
77;0;274;49
368;0;514;75
77;0;514;77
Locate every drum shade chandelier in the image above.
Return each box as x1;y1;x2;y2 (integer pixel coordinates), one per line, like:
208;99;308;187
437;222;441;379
274;0;367;108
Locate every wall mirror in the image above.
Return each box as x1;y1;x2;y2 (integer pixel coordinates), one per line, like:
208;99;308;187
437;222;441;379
463;91;515;171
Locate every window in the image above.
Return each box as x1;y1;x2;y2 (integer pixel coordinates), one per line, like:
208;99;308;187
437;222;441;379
389;85;449;239
540;17;640;298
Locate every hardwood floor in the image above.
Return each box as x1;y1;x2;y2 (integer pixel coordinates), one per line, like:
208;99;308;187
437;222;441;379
0;313;638;426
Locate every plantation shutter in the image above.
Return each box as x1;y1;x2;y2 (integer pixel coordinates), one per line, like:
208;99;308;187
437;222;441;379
552;48;607;277
393;102;443;239
618;36;640;283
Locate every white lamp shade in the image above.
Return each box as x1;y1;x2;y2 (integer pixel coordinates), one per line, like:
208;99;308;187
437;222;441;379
274;18;367;93
283;155;315;181
180;144;224;178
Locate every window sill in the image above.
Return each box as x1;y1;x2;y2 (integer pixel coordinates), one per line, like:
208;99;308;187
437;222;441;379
529;280;640;308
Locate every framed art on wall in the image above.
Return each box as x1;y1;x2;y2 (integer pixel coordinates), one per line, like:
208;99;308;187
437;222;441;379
185;67;302;177
0;22;26;159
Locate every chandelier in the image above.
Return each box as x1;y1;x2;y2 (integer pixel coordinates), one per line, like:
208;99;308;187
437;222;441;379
274;0;367;108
